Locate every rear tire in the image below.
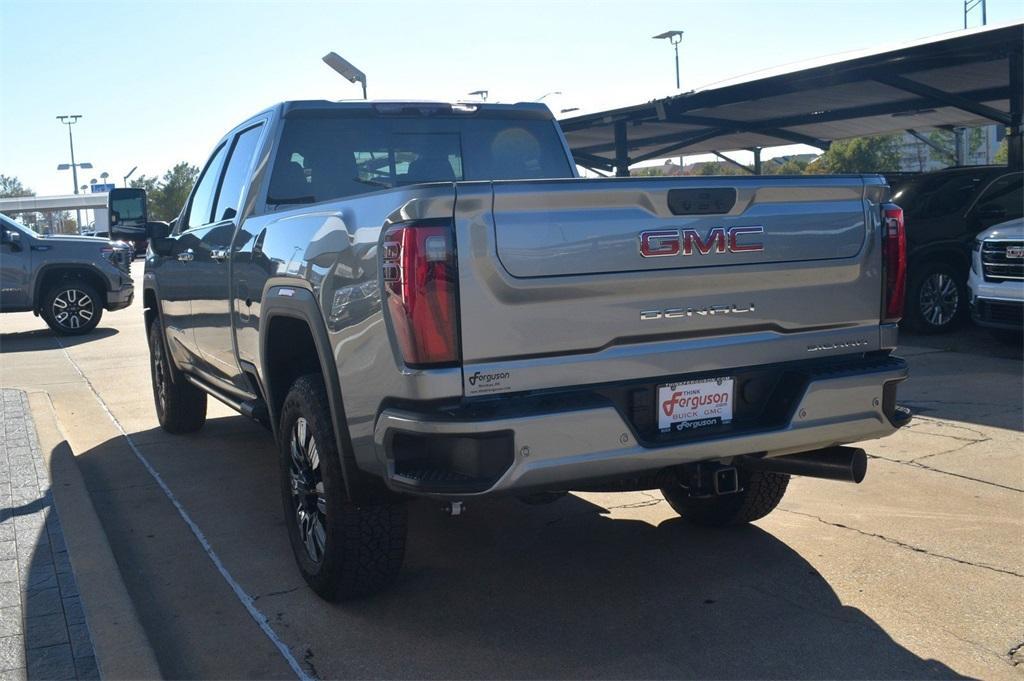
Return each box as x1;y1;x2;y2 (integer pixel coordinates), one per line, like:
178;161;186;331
41;280;102;335
148;318;207;433
278;374;406;601
904;262;966;334
661;469;789;527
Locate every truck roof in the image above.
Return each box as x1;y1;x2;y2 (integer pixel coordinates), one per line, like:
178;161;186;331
277;99;554;117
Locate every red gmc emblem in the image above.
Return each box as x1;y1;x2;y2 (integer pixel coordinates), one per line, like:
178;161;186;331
639;226;764;258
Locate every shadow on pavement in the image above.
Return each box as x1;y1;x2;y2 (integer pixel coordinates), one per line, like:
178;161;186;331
901;322;1022;362
0;327;119;353
69;417;966;680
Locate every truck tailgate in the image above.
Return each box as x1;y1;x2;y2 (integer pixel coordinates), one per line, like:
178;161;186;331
454;177;885;396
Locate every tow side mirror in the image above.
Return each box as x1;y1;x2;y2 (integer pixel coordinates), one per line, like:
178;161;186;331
107;187;148;228
146;221;173;256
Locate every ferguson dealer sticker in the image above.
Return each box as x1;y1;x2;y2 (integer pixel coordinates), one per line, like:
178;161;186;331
465;369;512;395
658;377;734;432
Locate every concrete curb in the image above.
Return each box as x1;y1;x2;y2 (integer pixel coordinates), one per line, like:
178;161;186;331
28;391;163;680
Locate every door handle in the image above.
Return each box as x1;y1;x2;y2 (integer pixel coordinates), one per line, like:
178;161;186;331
210;249;228;262
177;249;194;262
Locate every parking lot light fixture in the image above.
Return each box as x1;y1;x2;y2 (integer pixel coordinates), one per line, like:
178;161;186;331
123;166;138;187
468;90;489;102
652;30;684;90
322;52;367;99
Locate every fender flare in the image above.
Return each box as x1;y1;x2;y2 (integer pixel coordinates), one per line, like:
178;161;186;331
33;262;111;309
141;279;184;385
260;285;368;500
907;243;970;277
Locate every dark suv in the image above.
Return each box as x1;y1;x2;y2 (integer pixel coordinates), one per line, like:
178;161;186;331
891;166;1023;333
0;213;134;335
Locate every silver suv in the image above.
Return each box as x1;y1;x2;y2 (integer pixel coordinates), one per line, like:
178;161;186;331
0;212;134;334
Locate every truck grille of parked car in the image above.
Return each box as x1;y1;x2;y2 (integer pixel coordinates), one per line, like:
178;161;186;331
982;241;1024;282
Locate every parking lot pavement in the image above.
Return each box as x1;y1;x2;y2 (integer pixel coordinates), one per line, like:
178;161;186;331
0;290;1021;680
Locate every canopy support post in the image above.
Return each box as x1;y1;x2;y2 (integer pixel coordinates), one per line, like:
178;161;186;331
1009;47;1023;170
614;121;630;177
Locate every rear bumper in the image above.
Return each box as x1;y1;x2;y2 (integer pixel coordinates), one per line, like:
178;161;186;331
372;356;909;497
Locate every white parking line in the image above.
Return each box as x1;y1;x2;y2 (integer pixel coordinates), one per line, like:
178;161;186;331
55;337;314;681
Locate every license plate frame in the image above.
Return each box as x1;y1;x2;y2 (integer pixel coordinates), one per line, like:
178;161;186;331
657;377;735;432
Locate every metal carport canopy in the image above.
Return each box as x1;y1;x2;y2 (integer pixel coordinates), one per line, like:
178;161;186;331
560;21;1023;174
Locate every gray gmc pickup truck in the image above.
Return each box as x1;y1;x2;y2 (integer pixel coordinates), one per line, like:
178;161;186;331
1;213;134;334
139;100;911;600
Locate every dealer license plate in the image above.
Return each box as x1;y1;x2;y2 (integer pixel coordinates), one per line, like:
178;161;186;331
657;377;734;432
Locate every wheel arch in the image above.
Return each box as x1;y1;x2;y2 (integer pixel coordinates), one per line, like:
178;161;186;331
34;265;108;311
908;245;970;279
260;286;370;501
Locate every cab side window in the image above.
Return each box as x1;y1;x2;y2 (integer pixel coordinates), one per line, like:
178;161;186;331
214;124;264;223
184;143;229;231
974;172;1023;221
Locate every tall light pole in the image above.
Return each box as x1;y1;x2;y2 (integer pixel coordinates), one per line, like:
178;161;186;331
322;52;367;99
57;115;93;230
123;166;138;187
964;0;986;28
653;30;684;90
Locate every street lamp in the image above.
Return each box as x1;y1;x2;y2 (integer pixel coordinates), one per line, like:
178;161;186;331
535;90;562;101
652;30;684;90
468;90;489;102
57;114;92;228
123;166;138;187
322;52;367;99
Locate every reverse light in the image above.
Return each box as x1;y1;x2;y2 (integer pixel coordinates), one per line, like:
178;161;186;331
381;222;460;367
882;204;906;323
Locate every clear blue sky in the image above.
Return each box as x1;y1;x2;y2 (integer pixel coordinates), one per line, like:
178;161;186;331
2;0;1021;195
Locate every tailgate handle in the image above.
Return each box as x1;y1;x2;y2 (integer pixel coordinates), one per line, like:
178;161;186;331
667;188;736;216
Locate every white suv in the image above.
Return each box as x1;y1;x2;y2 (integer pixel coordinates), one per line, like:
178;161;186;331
969;217;1024;339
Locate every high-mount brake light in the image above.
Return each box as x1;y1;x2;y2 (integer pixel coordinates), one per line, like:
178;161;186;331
381;223;460;366
882;204;907;323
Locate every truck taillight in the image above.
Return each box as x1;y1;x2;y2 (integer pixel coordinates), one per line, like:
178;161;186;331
882;204;906;323
381;223;460;367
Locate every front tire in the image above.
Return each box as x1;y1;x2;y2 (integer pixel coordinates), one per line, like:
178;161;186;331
278;374;406;601
41;280;102;335
148;318;207;433
905;262;966;334
661;469;789;527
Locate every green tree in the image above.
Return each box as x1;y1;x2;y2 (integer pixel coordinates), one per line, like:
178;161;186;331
155;162;199;220
994;139;1008;165
693;160;747;176
0;174;34;198
129;163;199;221
764;157;810;175
809;135;901;174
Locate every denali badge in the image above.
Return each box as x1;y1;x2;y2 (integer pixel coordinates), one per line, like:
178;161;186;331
639;226;764;258
807;339;869;352
641;303;755;320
